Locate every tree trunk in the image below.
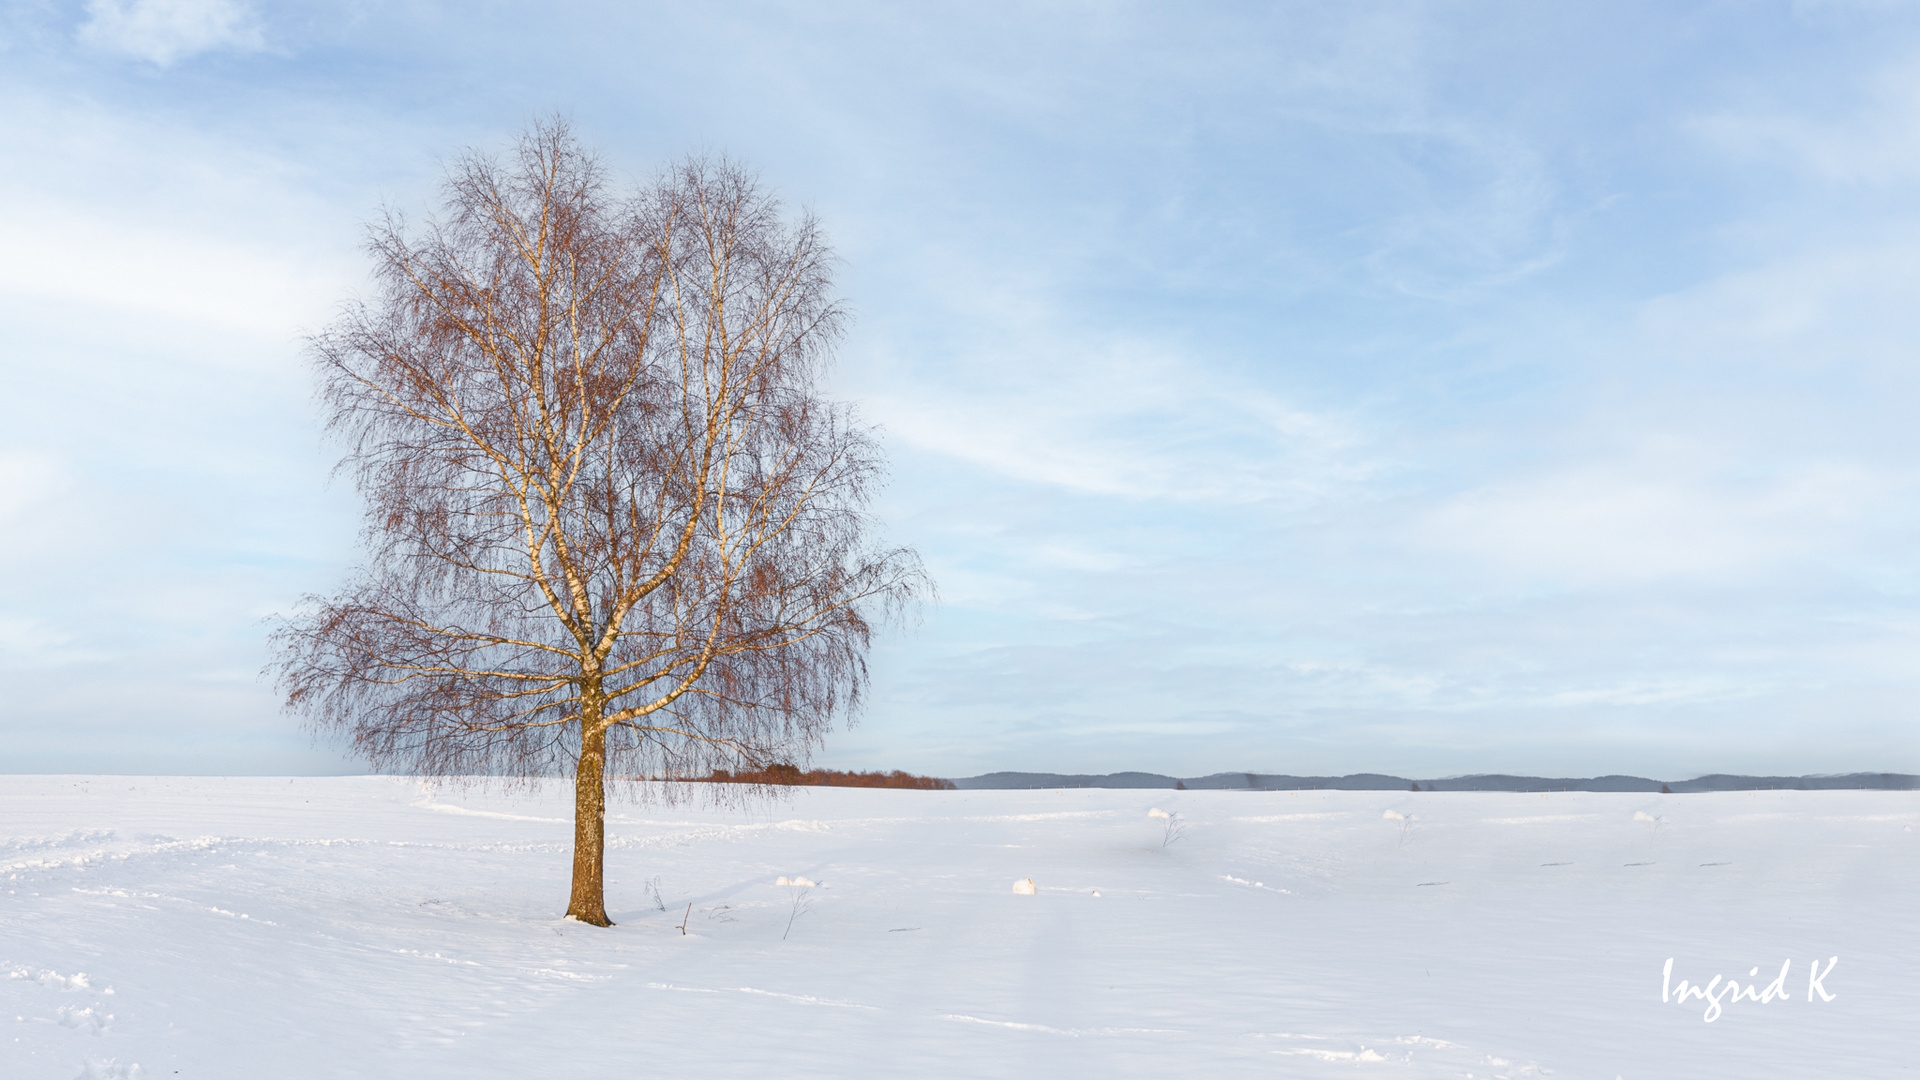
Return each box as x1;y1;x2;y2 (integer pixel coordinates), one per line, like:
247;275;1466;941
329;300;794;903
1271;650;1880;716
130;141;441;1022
567;714;613;926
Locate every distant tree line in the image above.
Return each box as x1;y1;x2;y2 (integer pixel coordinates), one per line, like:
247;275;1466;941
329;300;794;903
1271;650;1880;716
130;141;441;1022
700;763;954;790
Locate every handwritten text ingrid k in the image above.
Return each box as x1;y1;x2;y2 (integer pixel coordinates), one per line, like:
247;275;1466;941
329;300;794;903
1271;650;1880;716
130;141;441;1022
1662;957;1838;1022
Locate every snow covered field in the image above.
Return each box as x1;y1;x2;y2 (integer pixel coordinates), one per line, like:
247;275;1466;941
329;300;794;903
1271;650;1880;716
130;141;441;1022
3;777;1914;1078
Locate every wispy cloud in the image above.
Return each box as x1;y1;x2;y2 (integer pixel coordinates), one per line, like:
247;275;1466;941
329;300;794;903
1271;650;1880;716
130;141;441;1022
77;0;265;66
0;449;65;521
873;381;1369;506
0;93;364;342
1692;54;1920;185
1420;456;1885;585
0;614;110;670
0;199;345;337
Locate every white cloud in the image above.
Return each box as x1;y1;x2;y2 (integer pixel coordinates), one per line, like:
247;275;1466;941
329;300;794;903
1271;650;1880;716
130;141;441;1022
0;614;107;670
0;450;66;521
1636;241;1920;370
0;448;125;573
0;93;372;346
870;341;1372;506
77;0;265;66
0;197;343;339
1419;458;1882;585
1030;543;1138;574
1692;56;1920;185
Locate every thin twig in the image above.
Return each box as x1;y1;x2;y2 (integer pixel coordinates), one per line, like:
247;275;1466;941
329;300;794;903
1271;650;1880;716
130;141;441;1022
783;886;812;940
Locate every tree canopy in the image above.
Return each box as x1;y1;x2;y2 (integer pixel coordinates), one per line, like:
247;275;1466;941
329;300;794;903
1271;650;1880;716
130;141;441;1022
272;120;927;924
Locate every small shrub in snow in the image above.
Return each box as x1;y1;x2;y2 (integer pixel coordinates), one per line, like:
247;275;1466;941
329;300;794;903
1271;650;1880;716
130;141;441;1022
782;882;815;940
1383;809;1416;845
1148;808;1187;846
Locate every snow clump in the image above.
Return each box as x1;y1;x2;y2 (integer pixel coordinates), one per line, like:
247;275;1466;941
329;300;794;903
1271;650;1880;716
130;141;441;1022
10;968;90;991
1011;878;1037;895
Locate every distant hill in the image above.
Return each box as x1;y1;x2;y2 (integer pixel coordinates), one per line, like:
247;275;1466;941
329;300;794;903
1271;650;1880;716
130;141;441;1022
949;771;1918;792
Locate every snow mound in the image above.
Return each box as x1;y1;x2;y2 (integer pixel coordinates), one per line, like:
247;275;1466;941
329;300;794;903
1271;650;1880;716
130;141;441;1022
1012;877;1037;895
1147;808;1171;818
10;967;91;991
1381;809;1405;820
775;876;815;887
1279;1047;1390;1063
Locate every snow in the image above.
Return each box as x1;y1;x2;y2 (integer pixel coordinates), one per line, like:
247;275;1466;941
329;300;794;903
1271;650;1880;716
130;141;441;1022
2;776;1913;1077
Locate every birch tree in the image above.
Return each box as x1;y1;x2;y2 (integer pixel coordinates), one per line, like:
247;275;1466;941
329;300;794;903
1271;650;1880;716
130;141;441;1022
272;120;926;926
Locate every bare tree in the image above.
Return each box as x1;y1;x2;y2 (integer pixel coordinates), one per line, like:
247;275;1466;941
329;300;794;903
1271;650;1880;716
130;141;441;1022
272;120;927;926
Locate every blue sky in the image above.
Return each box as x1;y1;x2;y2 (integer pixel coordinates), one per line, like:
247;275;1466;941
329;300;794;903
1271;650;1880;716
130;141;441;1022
3;0;1920;778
